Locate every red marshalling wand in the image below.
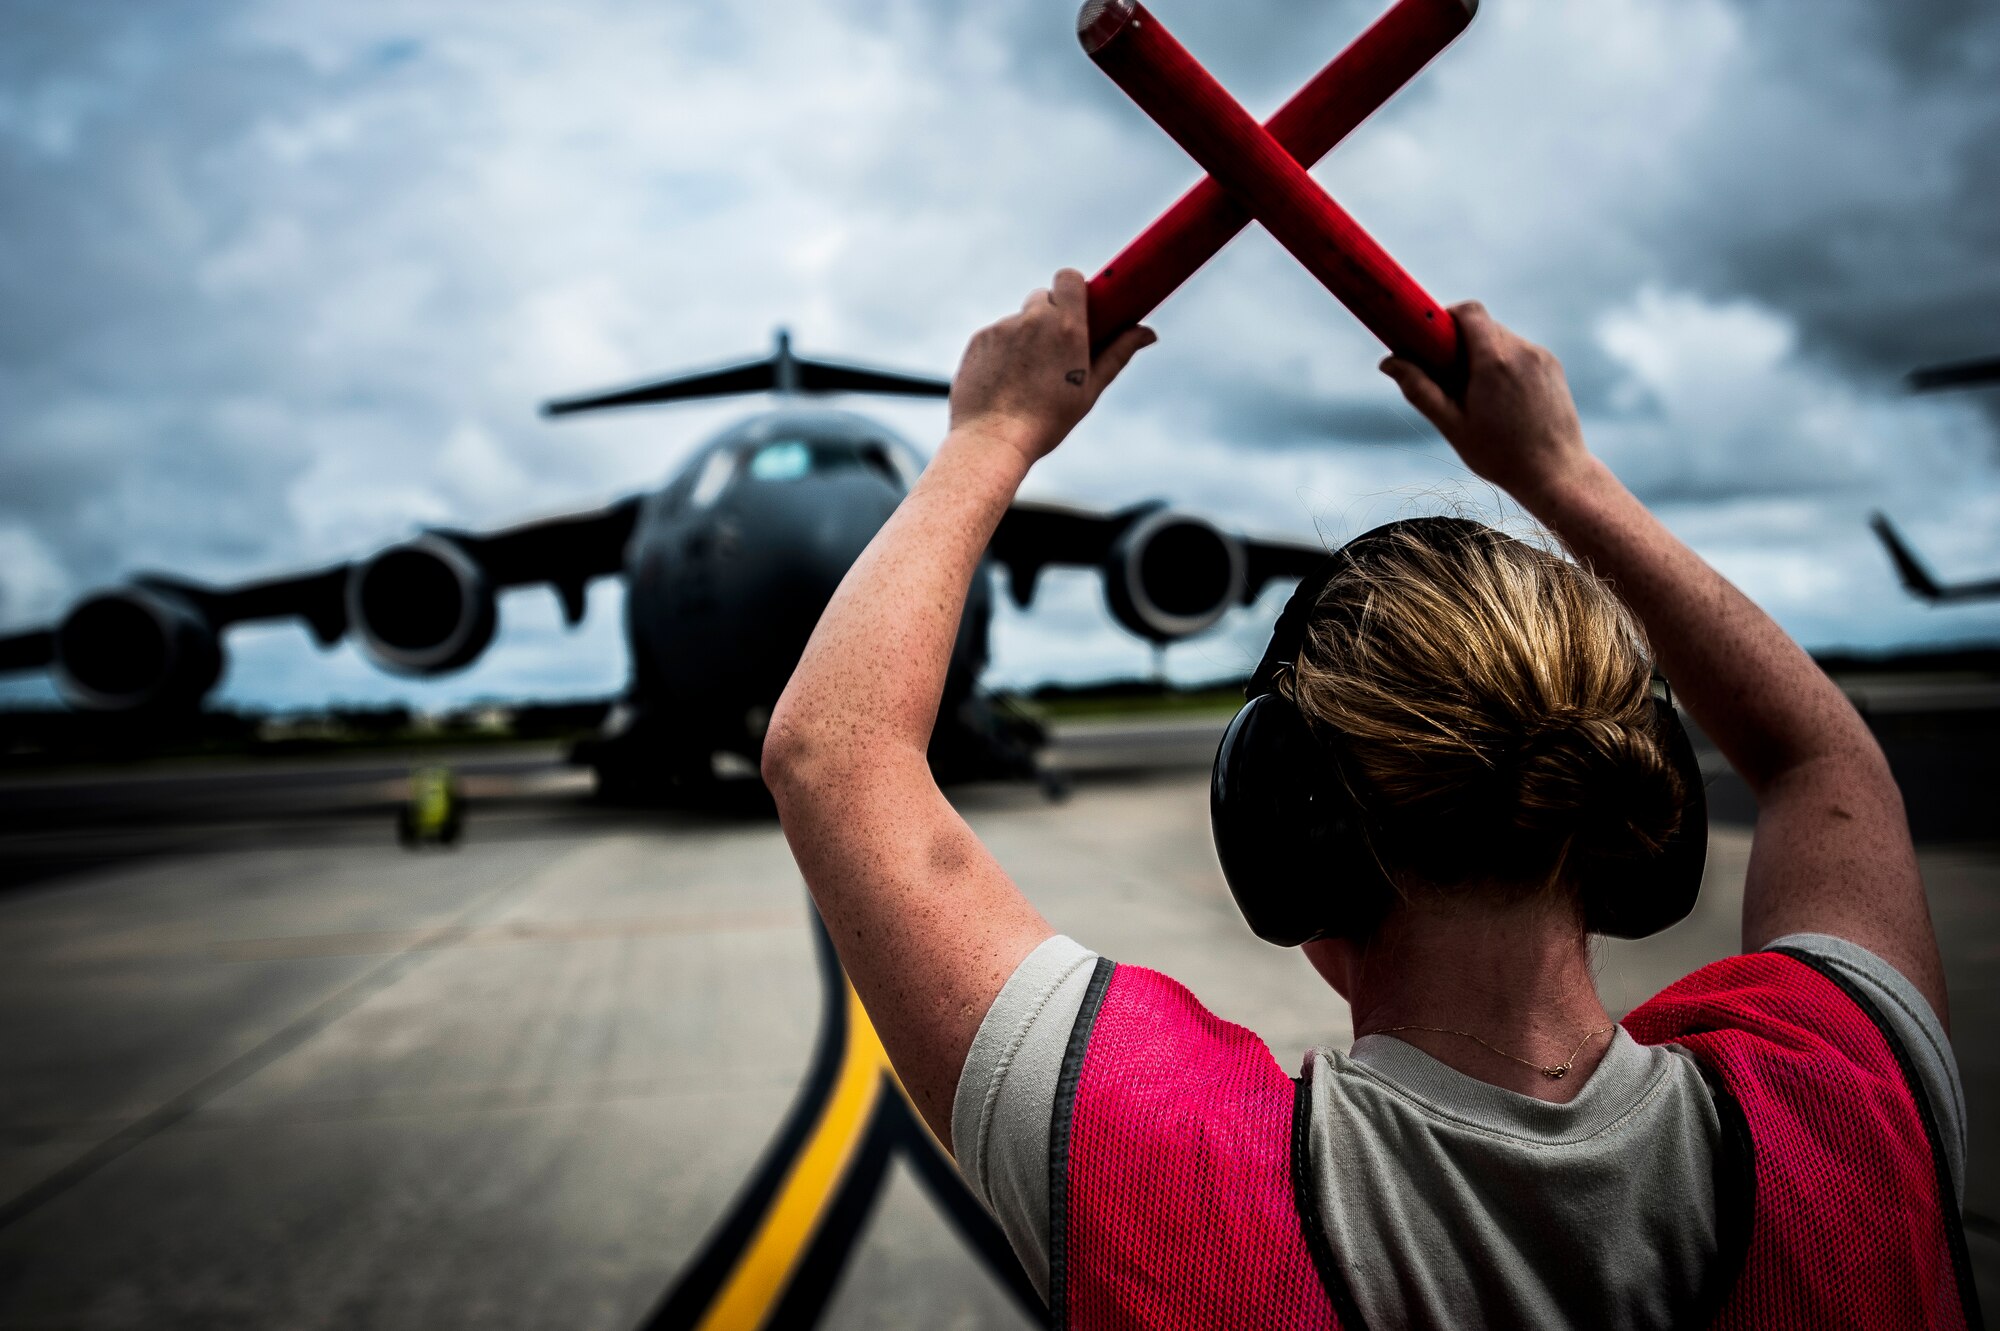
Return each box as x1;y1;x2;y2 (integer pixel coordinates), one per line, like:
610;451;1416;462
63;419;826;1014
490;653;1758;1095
1081;0;1468;390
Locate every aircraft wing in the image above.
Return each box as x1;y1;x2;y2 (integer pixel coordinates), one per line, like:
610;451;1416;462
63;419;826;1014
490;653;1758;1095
1870;513;2000;604
1242;535;1338;593
428;497;644;623
130;566;354;643
2;498;646;709
0;565;353;672
66;496;645;644
0;629;54;673
0;562;355;710
990;500;1326;640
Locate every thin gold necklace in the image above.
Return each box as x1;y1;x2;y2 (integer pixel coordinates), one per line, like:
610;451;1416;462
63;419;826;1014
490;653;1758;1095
1370;1022;1617;1081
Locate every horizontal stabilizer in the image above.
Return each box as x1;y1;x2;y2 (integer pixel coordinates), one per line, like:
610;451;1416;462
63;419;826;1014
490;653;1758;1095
544;361;780;415
543;329;950;417
1908;354;2000;393
789;358;953;398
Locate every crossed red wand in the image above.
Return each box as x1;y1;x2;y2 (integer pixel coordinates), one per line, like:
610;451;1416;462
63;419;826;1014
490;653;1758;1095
1081;0;1476;392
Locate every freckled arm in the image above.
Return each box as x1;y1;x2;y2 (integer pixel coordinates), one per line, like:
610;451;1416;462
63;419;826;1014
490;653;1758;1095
760;428;1056;1143
763;273;1149;1141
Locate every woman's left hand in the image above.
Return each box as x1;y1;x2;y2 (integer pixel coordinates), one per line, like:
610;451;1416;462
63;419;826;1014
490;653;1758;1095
948;269;1155;468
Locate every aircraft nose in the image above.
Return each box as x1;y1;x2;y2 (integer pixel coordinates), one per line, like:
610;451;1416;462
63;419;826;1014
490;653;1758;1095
633;473;903;708
732;472;901;612
760;478;898;567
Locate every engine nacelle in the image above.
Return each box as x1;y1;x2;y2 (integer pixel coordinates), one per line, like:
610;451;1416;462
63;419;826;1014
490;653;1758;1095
53;586;223;712
347;536;497;676
1102;509;1247;643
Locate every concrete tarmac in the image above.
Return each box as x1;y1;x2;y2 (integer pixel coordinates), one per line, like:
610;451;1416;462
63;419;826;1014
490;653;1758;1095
0;715;1994;1327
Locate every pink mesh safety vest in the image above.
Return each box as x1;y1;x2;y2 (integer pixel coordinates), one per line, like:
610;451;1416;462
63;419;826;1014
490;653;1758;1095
1049;950;1979;1330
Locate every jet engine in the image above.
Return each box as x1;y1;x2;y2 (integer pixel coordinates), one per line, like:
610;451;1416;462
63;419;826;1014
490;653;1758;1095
52;585;223;712
1102;509;1247;642
347;536;497;675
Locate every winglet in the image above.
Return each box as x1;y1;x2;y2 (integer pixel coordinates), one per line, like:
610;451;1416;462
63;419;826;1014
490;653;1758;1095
1870;512;1944;601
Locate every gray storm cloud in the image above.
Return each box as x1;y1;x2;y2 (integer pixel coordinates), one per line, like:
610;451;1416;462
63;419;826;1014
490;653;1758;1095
0;0;1996;709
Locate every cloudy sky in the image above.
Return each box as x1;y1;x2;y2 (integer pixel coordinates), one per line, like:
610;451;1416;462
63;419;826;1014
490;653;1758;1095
2;0;1997;711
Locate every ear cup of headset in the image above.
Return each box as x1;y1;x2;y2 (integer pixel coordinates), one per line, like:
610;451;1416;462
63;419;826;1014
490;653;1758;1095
1210;693;1394;946
1577;695;1708;939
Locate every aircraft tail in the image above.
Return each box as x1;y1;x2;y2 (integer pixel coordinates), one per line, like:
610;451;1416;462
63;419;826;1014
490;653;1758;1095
1869;513;1946;601
543;329;950;417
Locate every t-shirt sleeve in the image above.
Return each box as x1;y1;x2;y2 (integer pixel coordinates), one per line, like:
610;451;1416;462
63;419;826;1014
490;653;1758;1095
1764;931;1967;1204
950;933;1100;1300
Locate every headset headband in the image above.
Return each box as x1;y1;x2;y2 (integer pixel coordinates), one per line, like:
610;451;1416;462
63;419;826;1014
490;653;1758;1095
1249;516;1492;699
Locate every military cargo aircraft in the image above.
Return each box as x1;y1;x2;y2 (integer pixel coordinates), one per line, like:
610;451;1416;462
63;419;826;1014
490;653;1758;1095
0;332;1326;795
1869;352;2000;607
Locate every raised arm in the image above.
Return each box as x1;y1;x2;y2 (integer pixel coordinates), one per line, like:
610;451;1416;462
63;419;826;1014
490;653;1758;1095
761;272;1154;1139
1383;305;1947;1026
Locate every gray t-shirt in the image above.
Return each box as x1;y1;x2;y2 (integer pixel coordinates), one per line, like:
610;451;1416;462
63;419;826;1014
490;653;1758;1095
951;932;1965;1325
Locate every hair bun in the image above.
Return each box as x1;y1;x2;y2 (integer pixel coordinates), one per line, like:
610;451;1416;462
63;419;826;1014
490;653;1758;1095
1506;710;1683;861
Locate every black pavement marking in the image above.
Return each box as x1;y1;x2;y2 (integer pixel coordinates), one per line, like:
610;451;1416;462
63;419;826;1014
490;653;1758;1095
638;905;1043;1330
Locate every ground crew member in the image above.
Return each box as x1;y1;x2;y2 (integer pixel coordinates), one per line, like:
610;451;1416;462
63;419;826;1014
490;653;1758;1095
760;272;1975;1328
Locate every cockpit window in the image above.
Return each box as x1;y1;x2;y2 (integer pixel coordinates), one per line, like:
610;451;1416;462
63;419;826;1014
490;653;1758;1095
688;449;738;509
746;439;907;488
748;441;814;481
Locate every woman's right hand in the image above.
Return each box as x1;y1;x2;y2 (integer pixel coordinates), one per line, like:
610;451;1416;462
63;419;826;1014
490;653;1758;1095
1380;302;1593;505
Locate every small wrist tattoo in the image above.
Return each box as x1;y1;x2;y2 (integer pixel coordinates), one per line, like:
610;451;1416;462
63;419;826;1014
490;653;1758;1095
1065;369;1087;386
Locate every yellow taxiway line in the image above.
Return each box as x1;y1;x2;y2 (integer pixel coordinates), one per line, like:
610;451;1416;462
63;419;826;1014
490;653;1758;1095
694;980;890;1331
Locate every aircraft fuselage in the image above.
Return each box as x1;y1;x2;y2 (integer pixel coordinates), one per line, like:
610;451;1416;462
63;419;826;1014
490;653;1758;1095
616;407;993;770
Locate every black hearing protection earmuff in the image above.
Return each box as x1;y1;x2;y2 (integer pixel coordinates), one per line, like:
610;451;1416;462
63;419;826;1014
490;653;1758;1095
1210;517;1708;946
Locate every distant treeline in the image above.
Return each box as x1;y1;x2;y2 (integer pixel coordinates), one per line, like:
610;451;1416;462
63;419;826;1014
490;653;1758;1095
1024;676;1246;704
0;699;614;769
3;644;1994;768
1811;646;2000;676
1013;679;1247;722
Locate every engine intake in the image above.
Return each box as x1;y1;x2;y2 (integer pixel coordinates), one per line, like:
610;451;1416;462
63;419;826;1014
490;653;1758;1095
347;536;497;675
53;586;223;712
1103;510;1246;642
